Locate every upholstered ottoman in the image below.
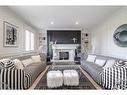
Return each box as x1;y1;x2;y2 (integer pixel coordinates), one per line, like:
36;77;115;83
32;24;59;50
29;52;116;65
47;70;63;88
63;70;79;86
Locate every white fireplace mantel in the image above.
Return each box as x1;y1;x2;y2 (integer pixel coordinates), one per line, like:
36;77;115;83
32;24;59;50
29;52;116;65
52;44;79;50
52;44;79;62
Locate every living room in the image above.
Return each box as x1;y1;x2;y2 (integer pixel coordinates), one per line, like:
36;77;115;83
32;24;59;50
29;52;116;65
0;1;127;95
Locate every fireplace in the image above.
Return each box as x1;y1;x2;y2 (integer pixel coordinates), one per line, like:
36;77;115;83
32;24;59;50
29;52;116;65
59;52;69;60
51;44;79;62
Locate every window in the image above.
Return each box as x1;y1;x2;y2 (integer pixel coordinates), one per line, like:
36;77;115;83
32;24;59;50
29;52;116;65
30;32;34;50
25;30;34;51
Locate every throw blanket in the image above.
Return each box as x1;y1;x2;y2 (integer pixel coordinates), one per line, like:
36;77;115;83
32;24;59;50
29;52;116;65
100;67;127;89
0;68;31;89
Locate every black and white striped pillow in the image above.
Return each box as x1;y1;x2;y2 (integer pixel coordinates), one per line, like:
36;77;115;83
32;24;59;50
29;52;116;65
114;60;126;67
0;59;15;69
101;66;127;89
0;68;31;89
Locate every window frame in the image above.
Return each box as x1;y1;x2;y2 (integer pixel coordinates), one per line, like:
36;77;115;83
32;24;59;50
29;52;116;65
25;29;35;51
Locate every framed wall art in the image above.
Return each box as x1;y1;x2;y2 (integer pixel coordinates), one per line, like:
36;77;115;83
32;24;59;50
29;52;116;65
3;21;18;47
113;24;127;47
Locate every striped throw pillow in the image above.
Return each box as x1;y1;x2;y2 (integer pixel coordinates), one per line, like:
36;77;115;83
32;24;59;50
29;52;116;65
0;68;31;89
114;60;126;67
0;59;15;69
101;66;127;89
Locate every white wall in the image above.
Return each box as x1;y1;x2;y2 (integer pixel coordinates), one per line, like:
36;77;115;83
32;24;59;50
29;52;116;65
0;7;38;57
91;7;127;59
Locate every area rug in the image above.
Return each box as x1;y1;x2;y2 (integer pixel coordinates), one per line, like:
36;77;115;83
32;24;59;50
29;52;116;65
35;65;97;89
52;61;76;65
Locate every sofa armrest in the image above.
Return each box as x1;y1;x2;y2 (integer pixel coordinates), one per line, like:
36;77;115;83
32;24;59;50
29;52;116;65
101;67;127;89
0;68;31;89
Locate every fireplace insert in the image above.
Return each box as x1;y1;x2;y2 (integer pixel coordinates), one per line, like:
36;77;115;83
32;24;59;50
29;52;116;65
59;52;69;60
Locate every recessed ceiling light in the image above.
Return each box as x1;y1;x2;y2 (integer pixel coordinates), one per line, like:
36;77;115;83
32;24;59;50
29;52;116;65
75;21;79;25
50;21;54;25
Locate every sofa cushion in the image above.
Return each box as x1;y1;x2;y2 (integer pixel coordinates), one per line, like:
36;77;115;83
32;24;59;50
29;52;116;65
95;59;106;67
81;61;103;83
86;55;96;62
13;59;24;70
31;55;41;63
103;59;116;69
22;58;34;67
23;62;46;84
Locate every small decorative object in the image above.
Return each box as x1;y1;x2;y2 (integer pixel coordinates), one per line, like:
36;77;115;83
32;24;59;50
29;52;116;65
72;37;77;43
113;24;127;47
3;21;18;47
54;40;57;44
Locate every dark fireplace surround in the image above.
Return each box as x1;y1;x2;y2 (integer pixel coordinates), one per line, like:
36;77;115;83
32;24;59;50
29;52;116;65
59;52;69;60
47;30;81;59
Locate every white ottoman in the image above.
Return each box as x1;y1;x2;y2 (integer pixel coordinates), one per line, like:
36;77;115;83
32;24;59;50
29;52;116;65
63;70;79;86
47;70;63;88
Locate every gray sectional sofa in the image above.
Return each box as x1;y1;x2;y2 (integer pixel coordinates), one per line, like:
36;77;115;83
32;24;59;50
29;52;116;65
81;54;127;89
0;53;47;89
20;53;47;86
81;54;115;84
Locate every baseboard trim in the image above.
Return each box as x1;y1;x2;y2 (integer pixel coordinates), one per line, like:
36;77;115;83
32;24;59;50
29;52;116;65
29;66;49;89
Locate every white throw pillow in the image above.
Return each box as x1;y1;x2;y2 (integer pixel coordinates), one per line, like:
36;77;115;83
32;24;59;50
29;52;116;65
95;59;106;67
103;59;116;69
31;55;41;63
22;58;34;67
86;55;96;62
13;59;24;70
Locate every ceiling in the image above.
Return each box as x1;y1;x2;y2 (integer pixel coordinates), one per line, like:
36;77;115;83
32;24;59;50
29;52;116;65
9;6;122;30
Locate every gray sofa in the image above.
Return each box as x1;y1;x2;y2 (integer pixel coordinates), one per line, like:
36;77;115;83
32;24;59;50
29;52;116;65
81;54;120;84
20;53;47;86
0;53;47;89
81;54;127;89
